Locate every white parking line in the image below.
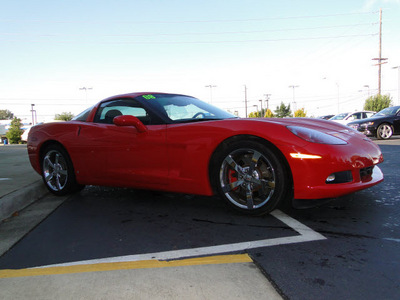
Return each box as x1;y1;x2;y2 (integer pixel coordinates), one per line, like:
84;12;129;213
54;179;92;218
37;210;326;269
0;178;11;181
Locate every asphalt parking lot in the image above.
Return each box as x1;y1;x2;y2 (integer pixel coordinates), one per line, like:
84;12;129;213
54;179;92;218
0;137;399;299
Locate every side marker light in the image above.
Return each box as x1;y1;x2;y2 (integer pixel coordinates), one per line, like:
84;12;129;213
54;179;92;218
290;153;322;159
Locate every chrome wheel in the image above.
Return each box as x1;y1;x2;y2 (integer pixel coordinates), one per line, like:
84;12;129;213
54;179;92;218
219;148;276;211
41;144;83;195
377;124;393;140
43;150;68;192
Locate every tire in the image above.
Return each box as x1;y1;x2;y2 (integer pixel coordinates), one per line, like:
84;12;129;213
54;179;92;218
377;123;393;140
41;144;84;196
212;140;289;216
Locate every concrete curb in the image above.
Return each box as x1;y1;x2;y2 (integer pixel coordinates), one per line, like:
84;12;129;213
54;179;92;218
0;181;49;222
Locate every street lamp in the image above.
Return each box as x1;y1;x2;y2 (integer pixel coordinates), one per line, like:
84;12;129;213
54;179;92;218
79;87;93;103
30;104;36;125
205;85;217;104
264;94;271;110
289;85;299;117
363;85;370;98
253;105;258;117
393;66;400;105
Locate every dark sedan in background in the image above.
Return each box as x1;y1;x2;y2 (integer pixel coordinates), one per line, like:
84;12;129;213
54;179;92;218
348;105;400;139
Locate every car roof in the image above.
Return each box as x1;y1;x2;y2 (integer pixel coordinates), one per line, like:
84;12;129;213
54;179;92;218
99;92;191;104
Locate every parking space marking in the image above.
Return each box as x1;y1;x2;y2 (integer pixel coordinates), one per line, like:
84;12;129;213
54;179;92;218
0;254;252;278
35;210;326;268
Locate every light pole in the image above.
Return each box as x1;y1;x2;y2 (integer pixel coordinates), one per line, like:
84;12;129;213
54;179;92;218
259;99;263;117
244;85;248;118
205;85;216;104
79;87;93;103
393;66;400;105
253;105;258;117
264;94;271;110
363;85;370;98
322;77;340;114
289;85;299;117
30;104;36;125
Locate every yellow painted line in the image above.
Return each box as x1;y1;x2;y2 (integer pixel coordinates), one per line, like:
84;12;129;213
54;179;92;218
0;254;253;279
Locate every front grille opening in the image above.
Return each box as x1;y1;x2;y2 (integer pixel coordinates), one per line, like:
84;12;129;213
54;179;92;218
360;166;374;181
326;171;353;184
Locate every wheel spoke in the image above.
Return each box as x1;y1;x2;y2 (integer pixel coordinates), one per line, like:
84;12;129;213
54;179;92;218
59;169;68;176
55;153;60;164
249;177;262;186
45;173;54;183
248;150;262;173
245;183;254;209
222;180;244;193
55;175;62;191
224;155;244;175
266;180;275;188
44;156;54;168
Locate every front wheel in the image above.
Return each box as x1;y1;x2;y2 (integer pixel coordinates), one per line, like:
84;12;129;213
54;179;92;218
213;140;289;215
377;123;393;140
41;144;84;195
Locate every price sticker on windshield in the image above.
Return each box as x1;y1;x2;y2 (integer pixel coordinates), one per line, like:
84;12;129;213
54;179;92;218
142;94;156;100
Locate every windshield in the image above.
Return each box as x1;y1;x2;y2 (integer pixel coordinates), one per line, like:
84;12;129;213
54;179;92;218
138;94;237;123
375;106;400;117
72;106;94;122
330;113;349;121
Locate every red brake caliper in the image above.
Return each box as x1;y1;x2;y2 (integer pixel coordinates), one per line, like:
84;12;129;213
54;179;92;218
228;169;238;191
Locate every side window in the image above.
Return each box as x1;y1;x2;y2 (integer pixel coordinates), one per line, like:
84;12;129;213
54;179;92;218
365;112;375;118
352;112;362;120
93;99;151;125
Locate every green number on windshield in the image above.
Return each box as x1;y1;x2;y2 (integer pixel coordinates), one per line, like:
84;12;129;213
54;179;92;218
142;94;156;100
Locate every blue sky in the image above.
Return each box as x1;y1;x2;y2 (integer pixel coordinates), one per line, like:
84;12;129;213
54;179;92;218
1;0;399;121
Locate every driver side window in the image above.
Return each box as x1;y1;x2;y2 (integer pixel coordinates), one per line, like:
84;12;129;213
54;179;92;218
93;99;151;125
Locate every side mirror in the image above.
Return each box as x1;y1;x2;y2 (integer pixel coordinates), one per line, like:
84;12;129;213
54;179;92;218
113;115;148;133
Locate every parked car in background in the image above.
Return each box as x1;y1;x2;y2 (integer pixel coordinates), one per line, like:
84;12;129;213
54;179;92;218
329;111;376;125
21;126;32;142
317;114;334;120
348;106;400;140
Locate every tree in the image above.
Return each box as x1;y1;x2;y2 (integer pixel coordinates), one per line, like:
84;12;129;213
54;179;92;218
294;108;307;117
274;102;292;118
364;94;392;112
248;111;261;118
55;112;74;121
6;117;23;144
264;109;274;118
0;109;14;120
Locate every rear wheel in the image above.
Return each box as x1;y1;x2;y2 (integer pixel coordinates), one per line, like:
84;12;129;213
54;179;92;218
41;144;84;195
213;140;289;215
377;123;393;140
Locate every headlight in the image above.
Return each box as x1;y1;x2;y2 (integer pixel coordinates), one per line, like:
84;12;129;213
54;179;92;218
364;122;374;126
287;126;347;145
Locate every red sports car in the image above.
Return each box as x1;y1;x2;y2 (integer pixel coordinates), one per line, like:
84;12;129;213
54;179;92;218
27;92;384;215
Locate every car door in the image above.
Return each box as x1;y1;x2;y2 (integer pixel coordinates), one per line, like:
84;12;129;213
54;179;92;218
76;98;168;189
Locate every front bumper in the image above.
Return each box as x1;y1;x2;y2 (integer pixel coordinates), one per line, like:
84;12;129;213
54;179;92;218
281;137;384;200
295;165;383;199
349;124;375;137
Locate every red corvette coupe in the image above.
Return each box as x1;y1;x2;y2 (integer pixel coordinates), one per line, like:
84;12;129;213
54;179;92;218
27;92;384;215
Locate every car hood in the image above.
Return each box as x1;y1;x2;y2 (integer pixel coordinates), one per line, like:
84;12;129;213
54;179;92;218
243;117;362;142
250;117;350;132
